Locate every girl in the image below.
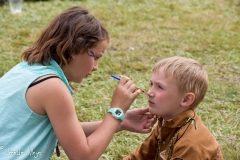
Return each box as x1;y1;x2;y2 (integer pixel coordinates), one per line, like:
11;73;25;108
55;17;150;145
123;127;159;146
0;6;156;160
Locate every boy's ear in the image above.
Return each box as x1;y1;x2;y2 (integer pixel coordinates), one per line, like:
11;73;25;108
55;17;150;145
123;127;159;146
181;92;195;107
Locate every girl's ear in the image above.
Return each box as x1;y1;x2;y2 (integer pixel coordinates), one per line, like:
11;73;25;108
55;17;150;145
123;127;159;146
71;53;76;59
181;92;195;107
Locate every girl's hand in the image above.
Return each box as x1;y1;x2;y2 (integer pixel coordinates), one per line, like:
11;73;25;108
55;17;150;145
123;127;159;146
119;107;157;133
110;76;141;112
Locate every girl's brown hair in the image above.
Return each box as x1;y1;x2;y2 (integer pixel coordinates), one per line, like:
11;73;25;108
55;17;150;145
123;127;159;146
21;6;109;67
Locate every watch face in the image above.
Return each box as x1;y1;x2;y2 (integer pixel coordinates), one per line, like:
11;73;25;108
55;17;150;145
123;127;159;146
108;108;124;122
115;109;122;116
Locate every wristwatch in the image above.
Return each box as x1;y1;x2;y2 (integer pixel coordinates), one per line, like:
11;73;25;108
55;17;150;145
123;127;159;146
107;108;124;122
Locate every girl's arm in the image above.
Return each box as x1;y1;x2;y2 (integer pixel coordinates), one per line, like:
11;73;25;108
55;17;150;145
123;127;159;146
80;121;102;137
80;108;157;137
28;76;139;160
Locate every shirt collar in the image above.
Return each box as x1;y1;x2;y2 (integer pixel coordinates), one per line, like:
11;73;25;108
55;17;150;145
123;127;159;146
158;109;196;128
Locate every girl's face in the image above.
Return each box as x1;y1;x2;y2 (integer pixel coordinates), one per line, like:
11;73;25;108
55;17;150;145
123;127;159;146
147;68;185;120
64;40;108;83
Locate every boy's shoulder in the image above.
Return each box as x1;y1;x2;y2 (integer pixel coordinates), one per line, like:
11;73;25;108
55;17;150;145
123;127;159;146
172;111;223;159
180;111;213;138
161;109;221;148
173;110;216;144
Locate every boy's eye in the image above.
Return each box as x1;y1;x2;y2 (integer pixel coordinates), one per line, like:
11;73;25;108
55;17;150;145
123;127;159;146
149;82;153;86
158;85;163;89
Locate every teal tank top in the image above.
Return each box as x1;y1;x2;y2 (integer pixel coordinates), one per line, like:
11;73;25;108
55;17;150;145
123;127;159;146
0;59;74;160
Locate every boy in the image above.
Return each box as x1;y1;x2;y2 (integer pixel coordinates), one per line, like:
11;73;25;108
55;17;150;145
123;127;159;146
124;56;223;160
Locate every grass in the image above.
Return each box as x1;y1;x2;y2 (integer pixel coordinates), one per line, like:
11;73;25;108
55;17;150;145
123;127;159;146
0;0;239;159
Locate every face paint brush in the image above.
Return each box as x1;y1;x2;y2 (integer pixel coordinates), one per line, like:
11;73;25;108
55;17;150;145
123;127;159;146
111;75;146;94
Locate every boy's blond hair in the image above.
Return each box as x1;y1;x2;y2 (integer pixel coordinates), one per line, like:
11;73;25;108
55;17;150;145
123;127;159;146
152;56;208;109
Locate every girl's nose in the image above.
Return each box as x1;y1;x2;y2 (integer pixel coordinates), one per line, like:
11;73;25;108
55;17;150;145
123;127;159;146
92;62;98;71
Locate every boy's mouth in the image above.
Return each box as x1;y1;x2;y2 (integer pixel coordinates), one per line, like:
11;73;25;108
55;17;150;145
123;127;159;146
148;100;154;104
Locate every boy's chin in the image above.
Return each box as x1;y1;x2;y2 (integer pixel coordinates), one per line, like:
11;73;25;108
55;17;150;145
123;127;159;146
149;107;160;116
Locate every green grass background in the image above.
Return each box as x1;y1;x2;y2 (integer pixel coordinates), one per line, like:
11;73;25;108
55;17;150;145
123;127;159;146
0;0;239;159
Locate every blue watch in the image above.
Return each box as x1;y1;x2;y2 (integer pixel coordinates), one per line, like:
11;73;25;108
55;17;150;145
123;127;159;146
107;108;124;122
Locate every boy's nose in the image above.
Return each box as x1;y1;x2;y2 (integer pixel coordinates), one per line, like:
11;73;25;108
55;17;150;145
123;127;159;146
147;87;155;97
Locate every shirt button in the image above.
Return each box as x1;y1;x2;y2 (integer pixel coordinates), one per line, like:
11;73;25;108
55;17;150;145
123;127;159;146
162;141;166;144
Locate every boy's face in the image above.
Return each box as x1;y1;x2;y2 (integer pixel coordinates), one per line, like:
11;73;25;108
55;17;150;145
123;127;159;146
148;68;186;120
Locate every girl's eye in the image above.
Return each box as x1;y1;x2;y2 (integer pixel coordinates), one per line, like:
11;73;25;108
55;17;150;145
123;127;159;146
149;82;153;86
